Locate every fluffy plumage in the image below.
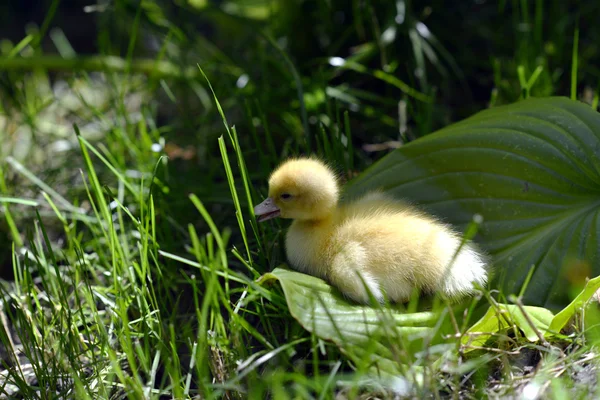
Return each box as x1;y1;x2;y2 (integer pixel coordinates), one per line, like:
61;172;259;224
254;157;488;304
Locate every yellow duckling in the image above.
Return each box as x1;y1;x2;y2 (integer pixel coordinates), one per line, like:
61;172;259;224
254;157;488;304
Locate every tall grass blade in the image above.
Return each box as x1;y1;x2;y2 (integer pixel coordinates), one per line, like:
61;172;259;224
571;25;579;100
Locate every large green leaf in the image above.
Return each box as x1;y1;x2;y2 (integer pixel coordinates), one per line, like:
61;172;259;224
262;268;599;368
259;267;460;375
344;97;600;308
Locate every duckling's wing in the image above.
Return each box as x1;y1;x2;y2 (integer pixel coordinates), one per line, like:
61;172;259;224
341;191;415;219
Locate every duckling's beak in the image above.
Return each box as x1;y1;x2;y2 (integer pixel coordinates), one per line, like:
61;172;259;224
254;197;281;222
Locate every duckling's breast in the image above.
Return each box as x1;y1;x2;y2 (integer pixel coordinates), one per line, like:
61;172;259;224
285;219;335;279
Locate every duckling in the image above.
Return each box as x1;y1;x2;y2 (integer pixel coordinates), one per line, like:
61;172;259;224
254;157;488;304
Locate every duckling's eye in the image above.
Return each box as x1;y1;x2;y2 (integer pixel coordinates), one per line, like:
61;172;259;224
280;193;293;201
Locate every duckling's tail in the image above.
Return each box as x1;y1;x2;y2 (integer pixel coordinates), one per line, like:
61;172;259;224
438;243;488;298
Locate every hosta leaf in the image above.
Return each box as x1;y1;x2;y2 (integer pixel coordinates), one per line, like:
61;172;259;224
343;97;600;308
259;267;458;375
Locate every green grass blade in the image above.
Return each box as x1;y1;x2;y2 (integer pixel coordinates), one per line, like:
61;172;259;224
6;156;82;213
571;25;579;100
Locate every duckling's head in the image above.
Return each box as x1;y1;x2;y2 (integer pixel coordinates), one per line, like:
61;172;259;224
254;158;339;222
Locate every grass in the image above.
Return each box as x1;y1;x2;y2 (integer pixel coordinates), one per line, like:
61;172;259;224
0;0;600;398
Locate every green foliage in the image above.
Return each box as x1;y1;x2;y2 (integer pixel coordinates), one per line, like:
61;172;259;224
464;304;554;349
463;275;600;350
263;264;600;365
345;97;600;308
0;0;599;398
260;267;456;376
551;275;600;333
